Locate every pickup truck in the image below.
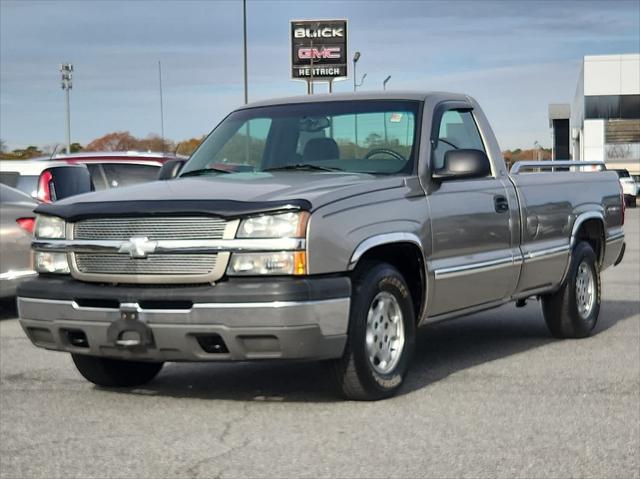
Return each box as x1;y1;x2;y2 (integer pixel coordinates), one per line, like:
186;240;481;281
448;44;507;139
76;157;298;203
17;92;626;400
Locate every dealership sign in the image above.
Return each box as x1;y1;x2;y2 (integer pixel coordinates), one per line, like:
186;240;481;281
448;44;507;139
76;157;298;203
290;19;348;81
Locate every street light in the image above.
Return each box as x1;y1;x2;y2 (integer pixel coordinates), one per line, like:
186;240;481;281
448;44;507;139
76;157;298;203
355;73;367;90
383;75;391;90
534;141;541;161
353;51;360;92
60;63;73;154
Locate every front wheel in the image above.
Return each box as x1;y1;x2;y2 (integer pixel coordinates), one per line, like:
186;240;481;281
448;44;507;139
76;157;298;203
72;354;163;387
541;241;600;338
332;262;416;400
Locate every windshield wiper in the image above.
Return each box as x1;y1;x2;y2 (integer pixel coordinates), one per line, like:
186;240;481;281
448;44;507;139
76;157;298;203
179;167;233;177
264;163;344;172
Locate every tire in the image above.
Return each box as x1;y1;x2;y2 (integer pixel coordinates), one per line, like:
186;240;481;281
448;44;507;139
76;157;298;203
332;261;416;400
71;354;163;387
541;241;600;338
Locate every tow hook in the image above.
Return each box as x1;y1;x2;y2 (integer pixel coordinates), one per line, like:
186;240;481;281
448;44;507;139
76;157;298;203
107;303;155;352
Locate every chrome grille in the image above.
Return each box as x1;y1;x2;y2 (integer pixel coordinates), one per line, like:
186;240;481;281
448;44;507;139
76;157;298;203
74;217;227;240
75;254;218;275
70;216;233;283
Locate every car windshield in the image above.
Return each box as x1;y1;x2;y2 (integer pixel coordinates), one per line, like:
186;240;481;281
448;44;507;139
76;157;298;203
181;100;420;177
614;169;630;178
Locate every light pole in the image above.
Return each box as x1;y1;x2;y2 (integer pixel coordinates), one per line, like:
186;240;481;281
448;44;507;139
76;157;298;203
383;75;391;90
158;61;165;152
60;63;73;154
353;51;360;92
534;141;541;161
355;73;367;90
242;0;248;104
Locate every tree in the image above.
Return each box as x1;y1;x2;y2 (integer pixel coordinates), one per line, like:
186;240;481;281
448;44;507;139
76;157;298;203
175;137;204;156
365;133;383;148
136;134;175;153
84;131;139;151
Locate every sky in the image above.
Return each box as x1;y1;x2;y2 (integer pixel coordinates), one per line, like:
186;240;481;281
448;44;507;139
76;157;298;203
1;0;639;151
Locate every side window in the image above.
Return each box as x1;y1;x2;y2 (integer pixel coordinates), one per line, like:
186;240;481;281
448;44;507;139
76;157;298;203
433;110;486;170
101;164;160;188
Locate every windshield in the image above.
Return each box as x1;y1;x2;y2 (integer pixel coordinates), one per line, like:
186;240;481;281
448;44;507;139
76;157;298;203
181;100;420;177
614;169;630;178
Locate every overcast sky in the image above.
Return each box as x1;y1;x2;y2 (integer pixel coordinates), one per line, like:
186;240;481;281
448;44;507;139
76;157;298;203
1;0;639;150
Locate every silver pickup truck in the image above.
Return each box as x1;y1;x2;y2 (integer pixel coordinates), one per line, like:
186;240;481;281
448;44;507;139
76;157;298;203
17;92;626;400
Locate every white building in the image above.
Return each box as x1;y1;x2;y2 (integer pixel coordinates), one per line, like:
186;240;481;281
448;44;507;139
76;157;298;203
570;54;640;180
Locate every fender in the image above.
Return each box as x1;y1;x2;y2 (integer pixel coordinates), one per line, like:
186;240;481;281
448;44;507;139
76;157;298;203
348;232;425;270
558;211;605;286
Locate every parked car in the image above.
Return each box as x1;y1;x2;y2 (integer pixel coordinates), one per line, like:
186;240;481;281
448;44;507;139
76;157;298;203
612;169;638;207
0;184;37;298
17;92;625;400
0;151;184;199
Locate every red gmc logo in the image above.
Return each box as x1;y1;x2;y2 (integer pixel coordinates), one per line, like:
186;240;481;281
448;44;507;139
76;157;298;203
297;47;341;60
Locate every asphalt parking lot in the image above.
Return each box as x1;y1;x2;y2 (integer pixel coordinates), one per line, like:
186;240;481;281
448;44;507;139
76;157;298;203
1;211;638;479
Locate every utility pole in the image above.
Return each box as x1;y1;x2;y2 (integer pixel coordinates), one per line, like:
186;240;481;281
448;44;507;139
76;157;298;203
158;61;165;152
242;0;248;104
60;63;73;154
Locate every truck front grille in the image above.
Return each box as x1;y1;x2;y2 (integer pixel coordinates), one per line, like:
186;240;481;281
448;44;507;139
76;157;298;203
70;217;233;284
74;217;227;240
75;253;218;275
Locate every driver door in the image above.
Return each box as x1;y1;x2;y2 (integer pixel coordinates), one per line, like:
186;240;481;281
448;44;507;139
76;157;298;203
427;106;518;316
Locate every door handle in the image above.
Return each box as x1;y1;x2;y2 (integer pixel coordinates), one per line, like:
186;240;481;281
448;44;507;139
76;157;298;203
494;195;509;213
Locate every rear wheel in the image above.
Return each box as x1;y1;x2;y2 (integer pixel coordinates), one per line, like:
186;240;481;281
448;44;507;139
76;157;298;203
541;241;600;338
72;354;163;387
332;262;416;400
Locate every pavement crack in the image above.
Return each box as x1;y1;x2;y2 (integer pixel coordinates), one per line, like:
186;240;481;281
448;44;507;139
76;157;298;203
184;403;252;479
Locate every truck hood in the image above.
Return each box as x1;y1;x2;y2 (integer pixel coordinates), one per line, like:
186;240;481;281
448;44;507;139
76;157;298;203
36;171;408;221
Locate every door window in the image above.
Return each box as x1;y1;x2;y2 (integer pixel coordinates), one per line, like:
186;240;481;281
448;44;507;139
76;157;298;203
433;110;486;171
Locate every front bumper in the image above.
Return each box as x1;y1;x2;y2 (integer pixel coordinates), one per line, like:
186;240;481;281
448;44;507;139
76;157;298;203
17;276;350;361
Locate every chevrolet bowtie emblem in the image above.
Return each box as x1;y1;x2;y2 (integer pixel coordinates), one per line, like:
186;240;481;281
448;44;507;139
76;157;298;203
119;236;157;259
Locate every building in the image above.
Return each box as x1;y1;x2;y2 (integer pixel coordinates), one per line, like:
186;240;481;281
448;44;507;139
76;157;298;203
550;54;640;180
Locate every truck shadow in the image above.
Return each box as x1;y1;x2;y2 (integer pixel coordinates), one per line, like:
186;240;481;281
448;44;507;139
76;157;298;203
0;298;18;320
108;299;638;402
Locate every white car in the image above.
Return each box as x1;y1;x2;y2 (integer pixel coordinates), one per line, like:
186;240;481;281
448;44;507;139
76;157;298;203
0;151;181;199
613;169;638;207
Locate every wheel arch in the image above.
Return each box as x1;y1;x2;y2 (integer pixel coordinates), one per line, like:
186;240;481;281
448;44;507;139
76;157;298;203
571;212;605;265
348;233;427;323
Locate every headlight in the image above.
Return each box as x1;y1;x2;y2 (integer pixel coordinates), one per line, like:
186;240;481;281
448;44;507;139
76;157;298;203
237;212;308;238
35;215;66;239
227;252;306;276
34;252;70;274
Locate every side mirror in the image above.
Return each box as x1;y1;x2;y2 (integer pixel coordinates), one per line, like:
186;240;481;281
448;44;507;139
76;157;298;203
157;159;186;180
432;149;491;181
37;165;93;203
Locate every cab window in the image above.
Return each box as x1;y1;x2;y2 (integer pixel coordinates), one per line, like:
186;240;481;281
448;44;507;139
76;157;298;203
433;110;486;170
